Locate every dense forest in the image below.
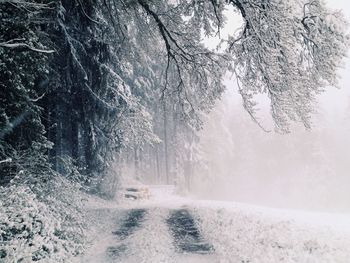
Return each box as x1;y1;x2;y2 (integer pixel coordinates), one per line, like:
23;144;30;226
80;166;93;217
0;0;348;261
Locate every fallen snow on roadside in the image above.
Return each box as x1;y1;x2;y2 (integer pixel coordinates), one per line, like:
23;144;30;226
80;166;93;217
195;207;350;262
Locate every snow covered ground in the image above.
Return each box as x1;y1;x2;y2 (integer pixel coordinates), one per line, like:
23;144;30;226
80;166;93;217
74;185;350;263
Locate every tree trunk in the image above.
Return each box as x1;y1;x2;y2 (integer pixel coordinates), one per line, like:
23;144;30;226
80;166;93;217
163;99;169;184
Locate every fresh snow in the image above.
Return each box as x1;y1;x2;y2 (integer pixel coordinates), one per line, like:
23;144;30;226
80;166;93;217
74;185;350;263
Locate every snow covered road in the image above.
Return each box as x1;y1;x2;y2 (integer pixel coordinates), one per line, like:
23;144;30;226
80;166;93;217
77;206;216;263
75;186;350;263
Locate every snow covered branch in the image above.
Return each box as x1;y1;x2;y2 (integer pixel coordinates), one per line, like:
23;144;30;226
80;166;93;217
227;0;349;132
0;0;54;9
0;40;55;53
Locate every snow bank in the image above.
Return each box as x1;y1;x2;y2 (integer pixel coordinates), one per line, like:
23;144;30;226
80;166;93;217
0;177;85;263
196;206;350;263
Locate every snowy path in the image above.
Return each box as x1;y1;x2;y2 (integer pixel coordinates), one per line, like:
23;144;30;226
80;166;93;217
75;186;350;263
77;206;216;263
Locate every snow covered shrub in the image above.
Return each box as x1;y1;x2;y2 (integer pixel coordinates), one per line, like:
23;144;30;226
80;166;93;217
0;170;86;262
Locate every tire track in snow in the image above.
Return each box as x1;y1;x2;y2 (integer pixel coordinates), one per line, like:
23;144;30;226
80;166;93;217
77;206;218;262
112;209;147;239
107;208;148;260
167;209;214;254
108;208;217;262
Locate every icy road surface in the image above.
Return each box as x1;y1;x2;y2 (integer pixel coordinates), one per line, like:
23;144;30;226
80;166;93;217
75;186;350;263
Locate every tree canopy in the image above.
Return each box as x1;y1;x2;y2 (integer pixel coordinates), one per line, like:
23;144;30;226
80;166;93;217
0;0;348;186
